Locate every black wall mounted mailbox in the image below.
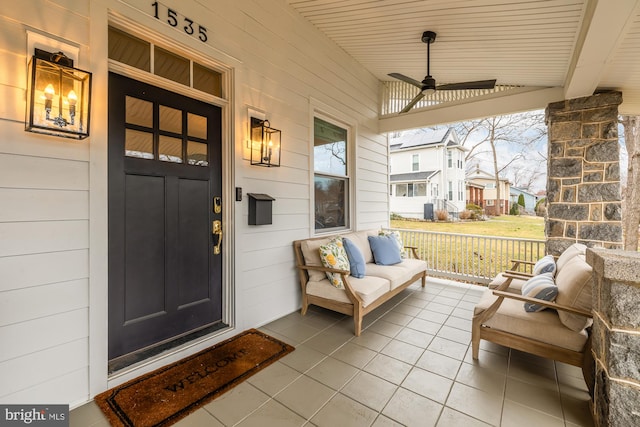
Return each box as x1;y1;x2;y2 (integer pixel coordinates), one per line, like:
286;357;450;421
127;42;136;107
248;193;275;225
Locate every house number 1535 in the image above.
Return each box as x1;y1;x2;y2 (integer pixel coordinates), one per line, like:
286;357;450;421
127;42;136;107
151;2;208;42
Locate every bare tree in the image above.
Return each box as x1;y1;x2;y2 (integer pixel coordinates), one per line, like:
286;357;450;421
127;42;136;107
621;115;640;251
454;112;547;215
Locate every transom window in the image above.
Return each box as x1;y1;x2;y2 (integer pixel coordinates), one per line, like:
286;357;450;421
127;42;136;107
108;26;222;98
314;117;350;231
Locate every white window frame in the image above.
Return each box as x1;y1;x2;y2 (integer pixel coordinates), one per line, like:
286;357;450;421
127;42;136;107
412;154;419;172
311;106;355;235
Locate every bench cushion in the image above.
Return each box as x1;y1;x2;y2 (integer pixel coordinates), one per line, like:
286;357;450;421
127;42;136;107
474;289;588;352
306;276;390;308
342;231;375;264
365;258;427;290
300;237;334;282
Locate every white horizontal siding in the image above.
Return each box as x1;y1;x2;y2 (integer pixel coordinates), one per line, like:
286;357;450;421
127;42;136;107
0;154;89;190
0;221;89;257
0;0;91;407
1;368;89;407
0;279;88;327
0;250;88;292
0;308;89;362
0;338;88;399
0;189;89;222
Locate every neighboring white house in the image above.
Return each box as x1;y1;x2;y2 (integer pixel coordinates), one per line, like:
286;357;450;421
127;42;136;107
466;166;511;215
389;129;467;219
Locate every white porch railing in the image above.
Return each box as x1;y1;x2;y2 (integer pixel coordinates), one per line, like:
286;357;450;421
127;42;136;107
389;228;546;285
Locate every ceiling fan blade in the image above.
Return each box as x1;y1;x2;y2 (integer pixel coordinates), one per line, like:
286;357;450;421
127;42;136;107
388;73;423;89
436;79;497;90
400;92;425;113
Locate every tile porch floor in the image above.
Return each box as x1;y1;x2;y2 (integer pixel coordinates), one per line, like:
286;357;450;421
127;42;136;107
71;278;594;427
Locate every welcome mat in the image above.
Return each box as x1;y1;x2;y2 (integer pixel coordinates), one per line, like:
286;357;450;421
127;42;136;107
95;329;294;427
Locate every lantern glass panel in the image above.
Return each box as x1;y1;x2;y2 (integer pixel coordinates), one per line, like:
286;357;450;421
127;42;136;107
26;56;92;139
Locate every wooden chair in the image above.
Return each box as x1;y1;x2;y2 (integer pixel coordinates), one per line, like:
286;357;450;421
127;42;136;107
472;251;594;371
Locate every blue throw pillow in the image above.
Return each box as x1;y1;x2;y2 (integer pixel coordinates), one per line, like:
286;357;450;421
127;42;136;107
368;235;402;266
342;238;366;278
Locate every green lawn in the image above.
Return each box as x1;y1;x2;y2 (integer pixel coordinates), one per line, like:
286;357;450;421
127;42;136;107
391;215;545;240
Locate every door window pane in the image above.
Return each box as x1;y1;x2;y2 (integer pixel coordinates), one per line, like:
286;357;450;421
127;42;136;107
154;46;190;86
314;177;347;230
159;105;182;134
126;96;153;128
159;135;183;163
188;113;207;139
125;129;154;159
187;141;208;166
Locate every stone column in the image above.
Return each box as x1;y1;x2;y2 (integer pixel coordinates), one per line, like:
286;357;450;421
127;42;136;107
545;92;623;256
587;248;640;427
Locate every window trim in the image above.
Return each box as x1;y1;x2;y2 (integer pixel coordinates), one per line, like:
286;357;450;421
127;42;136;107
311;108;355;235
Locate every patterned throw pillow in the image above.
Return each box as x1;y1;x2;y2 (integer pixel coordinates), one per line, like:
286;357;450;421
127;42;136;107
318;238;350;289
532;254;557;275
378;230;407;258
521;273;558;312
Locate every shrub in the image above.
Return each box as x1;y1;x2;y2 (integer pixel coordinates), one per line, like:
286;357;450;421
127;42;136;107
509;203;520;215
517;194;525;208
435;209;449;221
465;203;483;220
535;197;547;217
390;212;404;220
459;210;472;220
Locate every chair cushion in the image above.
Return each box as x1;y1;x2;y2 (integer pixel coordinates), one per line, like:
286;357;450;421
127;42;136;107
319;238;350;289
532;255;557;275
343;237;366;278
488;272;528;294
300;237;333;282
521;273;558;312
474;289;588;352
555;243;587;272
368;235;402;265
555;254;593;331
306;276;390;308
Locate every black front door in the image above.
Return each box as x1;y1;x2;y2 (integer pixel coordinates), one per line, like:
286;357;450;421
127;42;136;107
108;73;223;361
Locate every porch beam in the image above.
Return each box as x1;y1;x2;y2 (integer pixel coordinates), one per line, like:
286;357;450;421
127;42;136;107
564;0;640;100
378;87;564;133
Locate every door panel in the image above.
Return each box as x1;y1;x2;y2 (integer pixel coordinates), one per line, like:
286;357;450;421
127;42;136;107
124;174;166;322
178;178;211;307
108;72;223;361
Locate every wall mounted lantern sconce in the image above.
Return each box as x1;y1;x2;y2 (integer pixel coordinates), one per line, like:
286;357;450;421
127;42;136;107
26;48;92;140
250;117;281;167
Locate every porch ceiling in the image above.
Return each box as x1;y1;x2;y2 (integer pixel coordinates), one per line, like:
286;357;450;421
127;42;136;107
288;0;640;129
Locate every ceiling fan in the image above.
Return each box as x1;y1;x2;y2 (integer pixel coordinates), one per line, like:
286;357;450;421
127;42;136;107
388;31;497;113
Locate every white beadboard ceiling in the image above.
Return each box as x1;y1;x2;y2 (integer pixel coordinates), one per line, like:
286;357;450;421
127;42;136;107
288;0;640;123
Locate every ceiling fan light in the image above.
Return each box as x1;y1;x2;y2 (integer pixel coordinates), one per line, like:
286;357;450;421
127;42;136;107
422;88;435;96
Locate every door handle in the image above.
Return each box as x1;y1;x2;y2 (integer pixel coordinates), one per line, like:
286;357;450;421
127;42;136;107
212;220;222;255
